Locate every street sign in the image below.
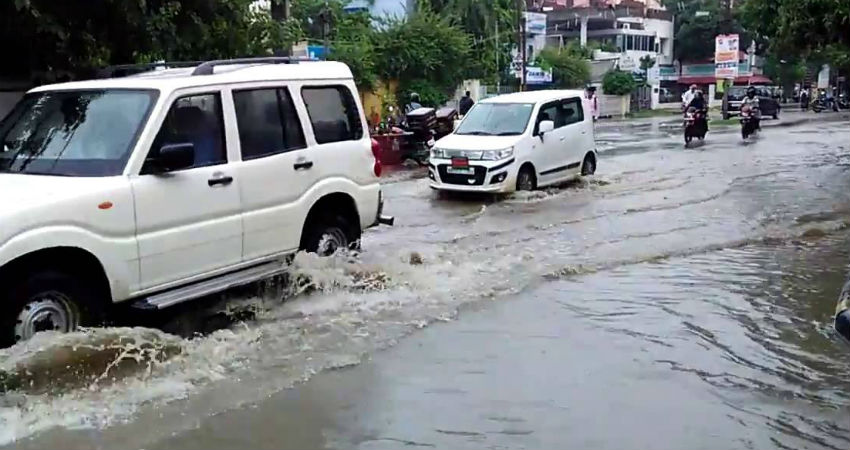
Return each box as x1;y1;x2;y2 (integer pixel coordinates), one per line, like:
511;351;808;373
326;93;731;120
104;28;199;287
714;34;739;79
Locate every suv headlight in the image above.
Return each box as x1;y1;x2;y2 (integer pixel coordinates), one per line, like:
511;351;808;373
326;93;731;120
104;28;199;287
430;148;448;159
481;147;514;161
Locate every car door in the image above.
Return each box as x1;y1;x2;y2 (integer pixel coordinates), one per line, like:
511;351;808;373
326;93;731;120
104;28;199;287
131;91;243;290
532;101;563;184
558;97;588;178
230;85;314;261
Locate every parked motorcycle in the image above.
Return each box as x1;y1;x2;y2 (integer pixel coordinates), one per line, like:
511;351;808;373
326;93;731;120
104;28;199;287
403;107;439;166
683;107;707;145
838;93;850;110
740;105;759;139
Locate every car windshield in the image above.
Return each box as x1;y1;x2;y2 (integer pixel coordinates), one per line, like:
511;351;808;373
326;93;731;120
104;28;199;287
0;89;157;176
455;102;534;136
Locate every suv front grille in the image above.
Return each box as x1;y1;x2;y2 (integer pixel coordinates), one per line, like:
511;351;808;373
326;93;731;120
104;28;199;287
437;164;487;186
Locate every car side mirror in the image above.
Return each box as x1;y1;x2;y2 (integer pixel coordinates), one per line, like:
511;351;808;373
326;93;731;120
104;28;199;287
148;143;195;173
538;120;554;140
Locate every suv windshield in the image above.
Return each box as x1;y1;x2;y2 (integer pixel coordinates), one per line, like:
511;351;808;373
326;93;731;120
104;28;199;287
455;103;534;136
0;89;157;176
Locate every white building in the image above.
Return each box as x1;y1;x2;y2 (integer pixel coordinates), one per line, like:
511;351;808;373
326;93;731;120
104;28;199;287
538;1;675;69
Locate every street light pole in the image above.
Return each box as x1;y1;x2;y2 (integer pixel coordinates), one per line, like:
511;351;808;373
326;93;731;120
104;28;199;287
271;0;291;56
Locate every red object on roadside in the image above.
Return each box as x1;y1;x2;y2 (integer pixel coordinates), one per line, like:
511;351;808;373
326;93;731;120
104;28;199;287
372;134;405;166
371;137;383;177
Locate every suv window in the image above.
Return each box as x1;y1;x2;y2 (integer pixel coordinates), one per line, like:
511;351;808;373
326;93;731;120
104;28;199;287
233;88;306;160
561;98;584;126
148;93;226;171
301;86;363;144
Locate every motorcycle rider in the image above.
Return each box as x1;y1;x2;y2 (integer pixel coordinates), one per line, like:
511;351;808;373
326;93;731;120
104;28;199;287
405;92;423;115
686;89;709;132
681;84;697;110
741;86;761;130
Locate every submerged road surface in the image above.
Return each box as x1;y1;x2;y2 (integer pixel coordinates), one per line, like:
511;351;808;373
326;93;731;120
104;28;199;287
3;114;849;449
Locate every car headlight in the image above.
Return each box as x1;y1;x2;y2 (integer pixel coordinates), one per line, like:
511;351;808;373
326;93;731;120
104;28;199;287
430;148;448;159
481;147;514;161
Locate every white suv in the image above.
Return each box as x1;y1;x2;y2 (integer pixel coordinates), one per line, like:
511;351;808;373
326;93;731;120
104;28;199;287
0;58;392;346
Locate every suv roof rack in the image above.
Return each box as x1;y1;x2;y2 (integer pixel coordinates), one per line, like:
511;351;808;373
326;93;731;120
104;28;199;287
191;57;316;76
97;61;204;79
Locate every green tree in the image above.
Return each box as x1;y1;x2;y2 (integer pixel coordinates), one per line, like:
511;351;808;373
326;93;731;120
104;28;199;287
739;0;850;72
374;5;473;99
536;47;591;89
0;0;300;81
662;0;750;62
602;70;636;96
429;0;516;82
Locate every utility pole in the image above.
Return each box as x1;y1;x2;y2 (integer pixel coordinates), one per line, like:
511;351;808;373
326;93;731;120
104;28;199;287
515;0;526;91
270;0;291;56
496;19;500;92
321;1;331;60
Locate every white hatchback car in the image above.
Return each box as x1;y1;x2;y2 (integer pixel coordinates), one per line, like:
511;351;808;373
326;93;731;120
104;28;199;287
429;90;597;193
0;58;392;346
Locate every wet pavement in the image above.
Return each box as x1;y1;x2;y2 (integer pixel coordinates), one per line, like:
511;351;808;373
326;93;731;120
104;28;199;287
2;112;850;449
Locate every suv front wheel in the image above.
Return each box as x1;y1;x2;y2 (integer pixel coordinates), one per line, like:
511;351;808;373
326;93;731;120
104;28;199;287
1;270;96;346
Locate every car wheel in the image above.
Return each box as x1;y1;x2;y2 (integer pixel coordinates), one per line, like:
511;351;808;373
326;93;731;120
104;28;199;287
516;166;536;191
1;270;95;347
581;154;596;176
303;216;353;256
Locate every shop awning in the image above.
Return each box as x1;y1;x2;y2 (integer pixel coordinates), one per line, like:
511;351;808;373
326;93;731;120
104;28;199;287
677;74;773;85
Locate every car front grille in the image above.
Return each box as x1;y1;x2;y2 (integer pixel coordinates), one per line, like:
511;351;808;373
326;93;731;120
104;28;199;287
437;164;487;186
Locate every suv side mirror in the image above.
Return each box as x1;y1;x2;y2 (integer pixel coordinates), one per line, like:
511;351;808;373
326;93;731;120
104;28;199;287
538;120;554;140
149;143;195;173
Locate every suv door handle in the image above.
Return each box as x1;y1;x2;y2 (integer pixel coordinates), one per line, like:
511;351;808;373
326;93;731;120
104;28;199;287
294;161;314;170
208;174;233;187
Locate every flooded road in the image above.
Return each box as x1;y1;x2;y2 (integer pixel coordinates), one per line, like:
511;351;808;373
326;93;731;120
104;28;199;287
3;114;850;449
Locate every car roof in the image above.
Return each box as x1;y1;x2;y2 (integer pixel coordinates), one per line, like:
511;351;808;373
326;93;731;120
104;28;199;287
29;61;354;94
482;90;586;104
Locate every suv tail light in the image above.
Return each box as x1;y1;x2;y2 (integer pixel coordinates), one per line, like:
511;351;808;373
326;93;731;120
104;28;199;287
371;137;382;177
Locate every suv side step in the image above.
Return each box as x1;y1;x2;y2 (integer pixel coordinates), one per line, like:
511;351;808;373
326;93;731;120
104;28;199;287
132;261;289;310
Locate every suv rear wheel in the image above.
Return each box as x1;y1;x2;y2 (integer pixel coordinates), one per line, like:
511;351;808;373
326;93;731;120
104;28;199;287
1;270;96;347
302;215;357;256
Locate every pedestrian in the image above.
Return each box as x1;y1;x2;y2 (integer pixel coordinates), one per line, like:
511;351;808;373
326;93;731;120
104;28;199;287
459;91;474;116
800;89;809;110
586;86;599;121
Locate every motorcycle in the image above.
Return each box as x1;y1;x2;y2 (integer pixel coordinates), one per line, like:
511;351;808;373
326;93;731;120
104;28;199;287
740;105;759;139
683;107;707;145
838;93;850;110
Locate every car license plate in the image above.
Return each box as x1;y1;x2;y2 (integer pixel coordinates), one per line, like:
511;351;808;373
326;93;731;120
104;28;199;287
448;157;471;174
447;166;473;174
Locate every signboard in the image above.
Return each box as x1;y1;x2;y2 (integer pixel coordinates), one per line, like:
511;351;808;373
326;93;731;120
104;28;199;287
524;12;547;35
525;66;553;85
714;34;739;79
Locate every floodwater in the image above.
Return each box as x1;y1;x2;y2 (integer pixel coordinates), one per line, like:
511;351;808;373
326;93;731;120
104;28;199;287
2;113;849;449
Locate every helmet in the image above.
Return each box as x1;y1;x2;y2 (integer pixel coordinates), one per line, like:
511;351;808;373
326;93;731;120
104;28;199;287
746;86;757;97
410;92;420;102
690;84;697;90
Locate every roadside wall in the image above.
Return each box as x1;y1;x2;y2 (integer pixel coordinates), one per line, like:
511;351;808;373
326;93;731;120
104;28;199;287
599;94;631;118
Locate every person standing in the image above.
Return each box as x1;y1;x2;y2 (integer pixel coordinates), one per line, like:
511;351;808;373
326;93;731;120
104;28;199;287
459;91;474;116
586;86;599;121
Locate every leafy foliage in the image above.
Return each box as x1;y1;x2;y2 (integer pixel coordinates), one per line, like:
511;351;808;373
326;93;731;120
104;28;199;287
602;70;637;96
535;48;591;89
662;0;750;62
739;0;850;54
0;0;300;80
374;6;472;95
